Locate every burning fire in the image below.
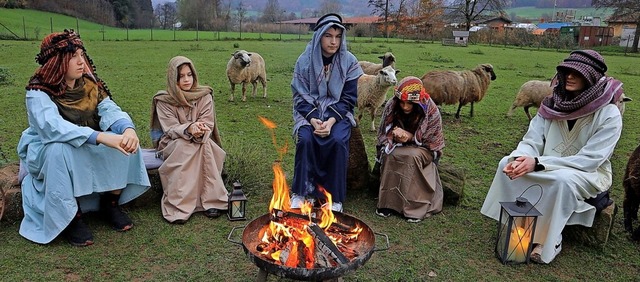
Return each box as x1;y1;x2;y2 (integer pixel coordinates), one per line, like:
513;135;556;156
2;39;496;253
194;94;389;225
257;116;363;269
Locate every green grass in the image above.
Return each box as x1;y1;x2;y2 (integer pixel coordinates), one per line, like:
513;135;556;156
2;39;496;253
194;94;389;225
1;38;640;281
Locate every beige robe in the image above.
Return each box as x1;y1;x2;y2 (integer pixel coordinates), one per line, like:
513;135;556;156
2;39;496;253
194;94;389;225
155;94;228;222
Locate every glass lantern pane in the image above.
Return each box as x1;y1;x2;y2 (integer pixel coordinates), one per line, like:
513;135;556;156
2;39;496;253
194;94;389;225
231;201;245;218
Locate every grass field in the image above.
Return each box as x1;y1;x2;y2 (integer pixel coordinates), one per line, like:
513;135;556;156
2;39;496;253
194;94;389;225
1;37;640;281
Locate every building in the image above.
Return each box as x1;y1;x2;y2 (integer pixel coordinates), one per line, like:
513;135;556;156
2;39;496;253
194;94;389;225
605;13;639;37
278;16;382;31
474;16;512;32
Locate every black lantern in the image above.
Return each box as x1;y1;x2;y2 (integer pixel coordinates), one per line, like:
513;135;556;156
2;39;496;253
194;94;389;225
228;181;247;221
496;197;542;264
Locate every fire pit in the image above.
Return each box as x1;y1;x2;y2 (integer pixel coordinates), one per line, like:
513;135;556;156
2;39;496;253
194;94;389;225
228;210;388;281
228;116;389;281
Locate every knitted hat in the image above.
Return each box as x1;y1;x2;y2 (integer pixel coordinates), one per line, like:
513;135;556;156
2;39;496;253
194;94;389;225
394;76;429;103
557;50;607;86
314;13;343;31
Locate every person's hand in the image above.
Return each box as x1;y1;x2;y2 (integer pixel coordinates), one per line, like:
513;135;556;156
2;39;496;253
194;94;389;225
392;127;412;143
97;132;131;155
188;122;208;138
503;156;535;180
314;117;336;138
310;118;324;131
120;128;139;154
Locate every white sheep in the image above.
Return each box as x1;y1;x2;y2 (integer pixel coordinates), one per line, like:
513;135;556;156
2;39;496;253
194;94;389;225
358;52;396;75
357;65;399;131
420;63;496;119
226;50;267;102
507;80;553;121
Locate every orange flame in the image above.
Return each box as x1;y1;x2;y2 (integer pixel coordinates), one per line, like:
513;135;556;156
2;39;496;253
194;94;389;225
317;186;336;230
269;161;291;212
258;116;288;160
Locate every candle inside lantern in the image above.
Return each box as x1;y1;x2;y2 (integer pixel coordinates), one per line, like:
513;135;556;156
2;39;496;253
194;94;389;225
507;226;530;263
232;201;244;218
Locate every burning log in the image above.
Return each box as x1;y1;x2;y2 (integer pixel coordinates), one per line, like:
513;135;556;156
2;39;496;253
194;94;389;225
307;223;349;265
272;209;354;231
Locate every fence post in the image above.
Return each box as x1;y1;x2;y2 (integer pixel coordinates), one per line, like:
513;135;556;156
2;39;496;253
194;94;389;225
22;16;26;39
196;19;199;41
76;18;79;35
50;17;53;33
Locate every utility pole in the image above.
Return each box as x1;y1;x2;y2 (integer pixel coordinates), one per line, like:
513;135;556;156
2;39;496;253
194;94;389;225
384;0;389;38
552;0;557;22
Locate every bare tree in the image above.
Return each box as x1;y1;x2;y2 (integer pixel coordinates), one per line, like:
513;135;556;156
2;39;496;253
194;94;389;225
593;0;640;52
369;0;392;38
236;1;246;37
155;3;177;29
319;0;342;15
260;0;284;23
448;0;507;31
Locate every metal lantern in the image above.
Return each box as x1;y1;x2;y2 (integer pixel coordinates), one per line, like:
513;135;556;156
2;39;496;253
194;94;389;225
228;181;247;221
495;197;542;264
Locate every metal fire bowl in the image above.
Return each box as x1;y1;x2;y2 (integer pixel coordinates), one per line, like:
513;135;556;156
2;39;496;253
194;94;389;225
228;211;389;281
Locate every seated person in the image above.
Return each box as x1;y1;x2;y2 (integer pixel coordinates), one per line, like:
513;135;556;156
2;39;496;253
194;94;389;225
18;30;150;246
480;50;624;263
375;76;445;223
151;56;228;224
289;13;363;212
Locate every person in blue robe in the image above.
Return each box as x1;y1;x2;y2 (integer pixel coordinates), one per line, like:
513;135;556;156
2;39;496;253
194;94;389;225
17;30;150;246
290;14;364;212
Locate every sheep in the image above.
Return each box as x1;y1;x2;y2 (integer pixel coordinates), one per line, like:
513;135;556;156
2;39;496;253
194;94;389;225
420;63;496;119
508;80;632;121
623;144;640;241
507;80;553;121
358;52;396;75
357;66;399;131
226;50;267;102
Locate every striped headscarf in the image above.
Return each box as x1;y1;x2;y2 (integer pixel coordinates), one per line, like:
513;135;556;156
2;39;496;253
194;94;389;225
26;29;108;97
539;50;614;120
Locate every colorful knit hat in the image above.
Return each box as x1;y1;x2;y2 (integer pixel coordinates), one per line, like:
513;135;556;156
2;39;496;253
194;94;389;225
394;76;429;103
556;50;607;87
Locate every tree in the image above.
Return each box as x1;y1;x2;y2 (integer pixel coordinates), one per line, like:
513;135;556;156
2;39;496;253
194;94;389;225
155;2;177;29
448;0;508;31
260;0;284;23
236;1;246;38
369;0;392;38
319;0;342;15
177;0;222;30
403;0;446;39
593;0;640;52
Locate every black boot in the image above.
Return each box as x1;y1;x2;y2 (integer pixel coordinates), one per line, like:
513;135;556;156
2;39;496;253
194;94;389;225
63;209;94;247
101;192;133;231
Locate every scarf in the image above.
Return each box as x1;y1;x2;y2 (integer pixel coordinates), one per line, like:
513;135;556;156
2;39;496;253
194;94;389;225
49;76;108;130
539;50;617;120
378;96;445;154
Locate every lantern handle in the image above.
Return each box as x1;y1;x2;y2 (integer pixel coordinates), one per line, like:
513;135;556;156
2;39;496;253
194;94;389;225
227;225;247;246
373;232;390;252
518;184;543;214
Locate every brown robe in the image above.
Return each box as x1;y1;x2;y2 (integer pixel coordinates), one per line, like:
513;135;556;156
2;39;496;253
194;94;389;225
378;146;443;219
154;94;228;222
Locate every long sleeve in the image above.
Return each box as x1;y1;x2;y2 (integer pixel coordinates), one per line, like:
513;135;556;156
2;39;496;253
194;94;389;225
24;90;94;147
97;97;133;132
326;78;358;121
155;100;193;141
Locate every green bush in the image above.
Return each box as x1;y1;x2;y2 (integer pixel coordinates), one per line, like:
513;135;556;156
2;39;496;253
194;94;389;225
0;66;12;85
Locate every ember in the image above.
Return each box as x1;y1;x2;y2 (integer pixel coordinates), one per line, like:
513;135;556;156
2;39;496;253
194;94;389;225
257;116;364;269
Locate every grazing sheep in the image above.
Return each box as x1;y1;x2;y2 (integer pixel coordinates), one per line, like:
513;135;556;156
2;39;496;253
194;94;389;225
358;52;396;75
623;144;640;241
357;66;399;131
226;50;267;102
507;80;553;121
420;63;496;119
